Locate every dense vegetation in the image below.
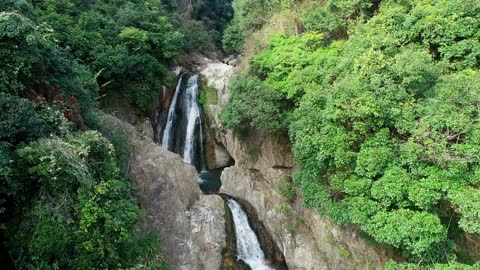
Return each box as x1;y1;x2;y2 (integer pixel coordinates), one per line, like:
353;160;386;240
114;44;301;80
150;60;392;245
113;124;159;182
221;0;480;268
0;0;232;269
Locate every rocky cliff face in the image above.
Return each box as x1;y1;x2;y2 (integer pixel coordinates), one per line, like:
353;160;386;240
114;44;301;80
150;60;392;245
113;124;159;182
97;113;226;270
200;57;393;270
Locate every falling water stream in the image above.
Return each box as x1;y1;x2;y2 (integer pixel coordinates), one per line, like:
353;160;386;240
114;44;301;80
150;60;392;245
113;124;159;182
161;74;183;150
181;74;206;170
227;199;274;270
161;73;280;269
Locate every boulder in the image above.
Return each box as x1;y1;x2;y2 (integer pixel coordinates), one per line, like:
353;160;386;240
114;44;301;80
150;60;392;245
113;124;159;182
97;112;226;270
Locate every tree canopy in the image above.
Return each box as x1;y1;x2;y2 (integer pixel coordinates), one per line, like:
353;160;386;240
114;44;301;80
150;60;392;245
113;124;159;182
0;0;233;268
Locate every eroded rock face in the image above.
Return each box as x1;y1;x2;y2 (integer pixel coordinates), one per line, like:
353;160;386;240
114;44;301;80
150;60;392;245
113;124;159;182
196;56;236;170
97;112;226;270
189;195;226;270
206;128;234;170
196;55;235;106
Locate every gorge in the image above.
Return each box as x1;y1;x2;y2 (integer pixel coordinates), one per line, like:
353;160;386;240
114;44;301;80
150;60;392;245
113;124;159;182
158;71;287;269
1;1;479;269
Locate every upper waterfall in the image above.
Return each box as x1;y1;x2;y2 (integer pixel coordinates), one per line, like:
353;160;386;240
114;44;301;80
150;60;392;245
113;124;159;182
160;73;206;171
182;74;205;170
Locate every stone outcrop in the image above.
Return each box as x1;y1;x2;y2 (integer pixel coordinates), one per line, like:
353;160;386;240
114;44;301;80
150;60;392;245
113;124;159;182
195;56;236;170
97;112;226;270
205;128;234;170
199;57;393;270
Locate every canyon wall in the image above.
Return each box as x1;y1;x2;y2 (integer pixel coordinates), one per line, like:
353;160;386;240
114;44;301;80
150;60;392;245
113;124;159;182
199;57;393;270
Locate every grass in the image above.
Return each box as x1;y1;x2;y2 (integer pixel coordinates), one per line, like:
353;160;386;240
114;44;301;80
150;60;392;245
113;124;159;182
339;247;351;258
275;203;293;214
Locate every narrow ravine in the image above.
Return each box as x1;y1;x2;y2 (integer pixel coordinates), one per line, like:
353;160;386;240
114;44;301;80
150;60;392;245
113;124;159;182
160;72;285;269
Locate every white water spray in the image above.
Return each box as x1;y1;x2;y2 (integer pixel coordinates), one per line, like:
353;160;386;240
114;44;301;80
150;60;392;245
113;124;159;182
227;199;273;270
182;74;204;169
161;74;183;150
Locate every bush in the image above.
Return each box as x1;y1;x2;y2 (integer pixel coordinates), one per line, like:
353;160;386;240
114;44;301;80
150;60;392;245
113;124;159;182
181;20;215;52
220;75;288;133
0;12;39;94
278;178;296;202
0;93;70;144
9;132;140;270
222;18;244;53
363;209;448;259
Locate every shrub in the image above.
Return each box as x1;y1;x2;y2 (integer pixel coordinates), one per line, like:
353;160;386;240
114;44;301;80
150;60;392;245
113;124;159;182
222;18;244;53
220;75;288;133
278;178;296;202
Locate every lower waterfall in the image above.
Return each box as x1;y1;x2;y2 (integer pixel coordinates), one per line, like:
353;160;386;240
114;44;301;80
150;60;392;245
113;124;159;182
227;199;273;270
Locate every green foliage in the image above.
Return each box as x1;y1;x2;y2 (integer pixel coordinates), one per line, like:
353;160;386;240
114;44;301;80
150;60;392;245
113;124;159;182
285;223;297;234
278;178;296;202
224;0;480;265
119;27;149;51
275;203;292;215
232;0;270;30
363;209;447;258
7;131;140;270
405;0;480;70
0;1;35;19
448;187;480;235
222;17;243;53
0;11;39;94
31;0;186;114
136;232;169;270
339;247;350;258
96;114;132;175
0;93;70;144
0;0;201;268
252;32;341;101
181;20;215;52
384;260;480;270
199;84;219;110
220;75;288;133
300;0;378;40
191;0;234;43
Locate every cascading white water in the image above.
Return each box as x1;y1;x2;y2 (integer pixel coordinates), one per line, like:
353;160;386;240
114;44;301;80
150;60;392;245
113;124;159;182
227;199;273;270
161;74;183;150
182;74;204;169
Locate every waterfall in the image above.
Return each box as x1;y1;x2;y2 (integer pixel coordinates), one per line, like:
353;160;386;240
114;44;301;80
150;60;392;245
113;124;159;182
160;73;206;170
160;73;282;269
227;199;273;270
161;74;183;150
182;74;204;170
